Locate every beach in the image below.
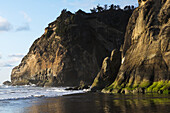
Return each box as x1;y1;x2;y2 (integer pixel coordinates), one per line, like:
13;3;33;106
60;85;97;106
1;92;170;113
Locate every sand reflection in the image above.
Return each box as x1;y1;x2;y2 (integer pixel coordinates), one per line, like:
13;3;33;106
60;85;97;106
24;93;170;113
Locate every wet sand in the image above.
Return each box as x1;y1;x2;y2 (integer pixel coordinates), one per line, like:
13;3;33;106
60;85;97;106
23;93;170;113
1;92;170;113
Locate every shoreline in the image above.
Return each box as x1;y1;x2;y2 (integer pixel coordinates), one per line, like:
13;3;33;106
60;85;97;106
1;92;170;113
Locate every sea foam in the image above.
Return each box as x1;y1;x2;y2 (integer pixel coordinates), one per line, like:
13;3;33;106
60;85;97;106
0;85;85;101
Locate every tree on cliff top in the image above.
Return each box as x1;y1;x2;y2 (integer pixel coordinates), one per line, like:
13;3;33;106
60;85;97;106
97;4;104;12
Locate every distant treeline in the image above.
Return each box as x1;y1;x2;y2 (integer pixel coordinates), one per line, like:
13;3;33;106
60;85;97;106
90;4;135;13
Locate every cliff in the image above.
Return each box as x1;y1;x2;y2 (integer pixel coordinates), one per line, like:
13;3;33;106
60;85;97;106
11;9;132;86
92;0;170;94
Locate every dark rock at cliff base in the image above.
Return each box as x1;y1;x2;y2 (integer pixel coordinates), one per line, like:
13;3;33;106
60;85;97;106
91;49;121;91
3;81;12;86
65;85;89;90
11;9;132;87
103;0;170;94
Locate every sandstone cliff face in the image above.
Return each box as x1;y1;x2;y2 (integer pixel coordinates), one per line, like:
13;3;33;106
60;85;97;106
115;0;170;94
11;9;132;86
92;0;170;93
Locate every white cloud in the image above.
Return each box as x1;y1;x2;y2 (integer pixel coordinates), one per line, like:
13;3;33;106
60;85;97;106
0;57;21;67
20;11;32;22
16;23;30;31
0;53;2;59
8;53;25;58
0;16;12;31
7;53;24;64
0;53;24;68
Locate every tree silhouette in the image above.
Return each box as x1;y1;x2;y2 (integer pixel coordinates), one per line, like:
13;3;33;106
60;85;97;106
97;4;103;12
109;4;114;10
104;4;108;10
124;6;129;10
124;5;135;10
90;7;97;13
131;5;135;9
89;3;134;13
116;5;120;10
113;5;117;10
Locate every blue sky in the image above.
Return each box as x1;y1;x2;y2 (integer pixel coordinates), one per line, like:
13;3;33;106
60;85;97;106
0;0;138;84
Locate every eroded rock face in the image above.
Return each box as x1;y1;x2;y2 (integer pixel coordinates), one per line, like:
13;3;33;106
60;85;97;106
91;49;121;91
11;9;132;86
3;81;12;86
103;0;170;94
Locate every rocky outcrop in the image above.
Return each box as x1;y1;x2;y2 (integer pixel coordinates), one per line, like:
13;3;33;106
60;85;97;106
3;81;12;86
91;49;121;91
11;9;132;86
101;0;170;94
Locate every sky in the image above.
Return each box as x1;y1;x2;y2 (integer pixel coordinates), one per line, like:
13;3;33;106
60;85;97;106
0;0;138;84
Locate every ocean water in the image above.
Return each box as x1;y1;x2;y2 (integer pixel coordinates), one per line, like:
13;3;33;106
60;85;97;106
0;85;88;113
0;85;169;113
0;85;85;100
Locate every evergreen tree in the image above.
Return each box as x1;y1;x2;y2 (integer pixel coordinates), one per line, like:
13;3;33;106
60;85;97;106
97;4;103;12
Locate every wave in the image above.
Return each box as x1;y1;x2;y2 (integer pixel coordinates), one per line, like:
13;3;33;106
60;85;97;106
0;86;86;101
